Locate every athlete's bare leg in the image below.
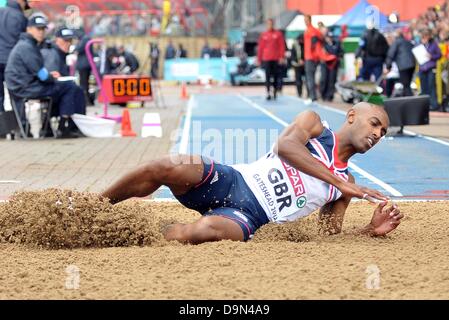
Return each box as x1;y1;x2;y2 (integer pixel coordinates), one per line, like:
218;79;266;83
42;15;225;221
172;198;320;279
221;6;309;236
100;154;244;243
162;216;244;244
101;154;204;204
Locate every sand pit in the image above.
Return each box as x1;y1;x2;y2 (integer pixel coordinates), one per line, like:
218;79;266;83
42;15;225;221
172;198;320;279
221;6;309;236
0;190;448;299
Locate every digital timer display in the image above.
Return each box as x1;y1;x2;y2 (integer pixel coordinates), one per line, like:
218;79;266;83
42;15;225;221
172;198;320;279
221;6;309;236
112;77;152;97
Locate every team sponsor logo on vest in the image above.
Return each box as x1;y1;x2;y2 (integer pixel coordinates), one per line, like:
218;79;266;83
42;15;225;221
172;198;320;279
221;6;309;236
281;161;306;196
296;196;307;208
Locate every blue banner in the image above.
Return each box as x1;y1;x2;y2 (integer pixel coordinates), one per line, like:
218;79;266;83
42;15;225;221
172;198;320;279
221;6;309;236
164;57;242;82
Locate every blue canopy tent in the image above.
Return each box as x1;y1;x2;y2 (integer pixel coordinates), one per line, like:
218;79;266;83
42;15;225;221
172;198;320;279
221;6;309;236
333;0;389;37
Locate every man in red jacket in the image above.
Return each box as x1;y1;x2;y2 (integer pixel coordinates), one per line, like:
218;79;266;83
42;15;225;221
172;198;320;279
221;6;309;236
304;15;323;102
257;18;285;100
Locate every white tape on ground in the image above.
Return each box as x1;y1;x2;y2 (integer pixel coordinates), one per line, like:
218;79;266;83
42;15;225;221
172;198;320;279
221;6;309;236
403;129;449;147
238;94;403;197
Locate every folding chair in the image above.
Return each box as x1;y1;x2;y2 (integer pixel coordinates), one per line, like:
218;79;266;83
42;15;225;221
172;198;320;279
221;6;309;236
9;92;54;139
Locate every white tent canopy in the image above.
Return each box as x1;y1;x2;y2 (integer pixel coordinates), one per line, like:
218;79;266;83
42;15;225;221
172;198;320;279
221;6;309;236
286;14;342;39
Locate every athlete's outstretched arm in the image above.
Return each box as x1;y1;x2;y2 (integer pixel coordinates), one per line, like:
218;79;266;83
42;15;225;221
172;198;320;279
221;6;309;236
275;110;386;202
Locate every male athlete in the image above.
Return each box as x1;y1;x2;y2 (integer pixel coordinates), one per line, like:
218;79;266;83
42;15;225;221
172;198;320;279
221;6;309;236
101;102;403;243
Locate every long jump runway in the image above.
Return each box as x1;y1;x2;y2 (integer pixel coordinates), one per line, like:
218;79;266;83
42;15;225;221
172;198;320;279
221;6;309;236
158;93;449;201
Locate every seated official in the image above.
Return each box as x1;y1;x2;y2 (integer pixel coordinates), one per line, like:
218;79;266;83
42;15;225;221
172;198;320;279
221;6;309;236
230;53;254;86
5;15;85;138
41;27;76;77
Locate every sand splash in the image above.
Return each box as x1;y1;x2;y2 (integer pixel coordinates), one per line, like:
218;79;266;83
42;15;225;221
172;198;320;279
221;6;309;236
0;189;167;249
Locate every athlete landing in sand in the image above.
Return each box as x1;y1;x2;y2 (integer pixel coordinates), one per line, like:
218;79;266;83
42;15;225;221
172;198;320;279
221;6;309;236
101;102;403;244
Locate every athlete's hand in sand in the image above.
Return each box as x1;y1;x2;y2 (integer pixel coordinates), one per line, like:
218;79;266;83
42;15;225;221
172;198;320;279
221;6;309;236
364;201;404;236
337;180;388;203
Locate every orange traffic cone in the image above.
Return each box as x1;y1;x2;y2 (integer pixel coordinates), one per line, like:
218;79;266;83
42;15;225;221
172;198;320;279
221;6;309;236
120;109;137;137
180;82;189;100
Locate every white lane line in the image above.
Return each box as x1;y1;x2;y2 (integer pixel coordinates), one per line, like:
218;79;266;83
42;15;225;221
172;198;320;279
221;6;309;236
238;94;289;127
348;162;402;196
238;94;403;196
0;180;21;184
179;95;195;154
283;95;348;116
285;95;449;147
403;129;449;147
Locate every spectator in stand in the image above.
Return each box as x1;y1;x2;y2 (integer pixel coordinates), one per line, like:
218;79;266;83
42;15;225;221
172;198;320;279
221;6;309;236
165;40;176;60
303;14;323;103
210;44;221;58
418;28;442;111
201;41;211;58
257;18;285;101
220;43;234;58
176;44;187;58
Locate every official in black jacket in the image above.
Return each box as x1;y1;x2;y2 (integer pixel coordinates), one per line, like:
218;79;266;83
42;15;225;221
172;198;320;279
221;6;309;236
0;0;29;112
41;27;76;77
117;45;140;74
356;25;389;81
5;15;85;138
75;31;94;105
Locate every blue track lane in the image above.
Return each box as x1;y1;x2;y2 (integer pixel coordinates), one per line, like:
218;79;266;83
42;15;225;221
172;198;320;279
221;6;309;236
164;93;449;200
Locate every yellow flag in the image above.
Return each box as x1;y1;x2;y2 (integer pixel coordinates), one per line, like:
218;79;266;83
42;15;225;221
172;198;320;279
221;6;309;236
162;0;171;32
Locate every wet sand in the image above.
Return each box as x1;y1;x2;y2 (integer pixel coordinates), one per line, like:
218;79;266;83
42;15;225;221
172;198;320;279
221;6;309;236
0;190;448;299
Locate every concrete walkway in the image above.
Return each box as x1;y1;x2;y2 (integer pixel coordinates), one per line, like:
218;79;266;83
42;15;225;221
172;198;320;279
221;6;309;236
0;86;185;198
